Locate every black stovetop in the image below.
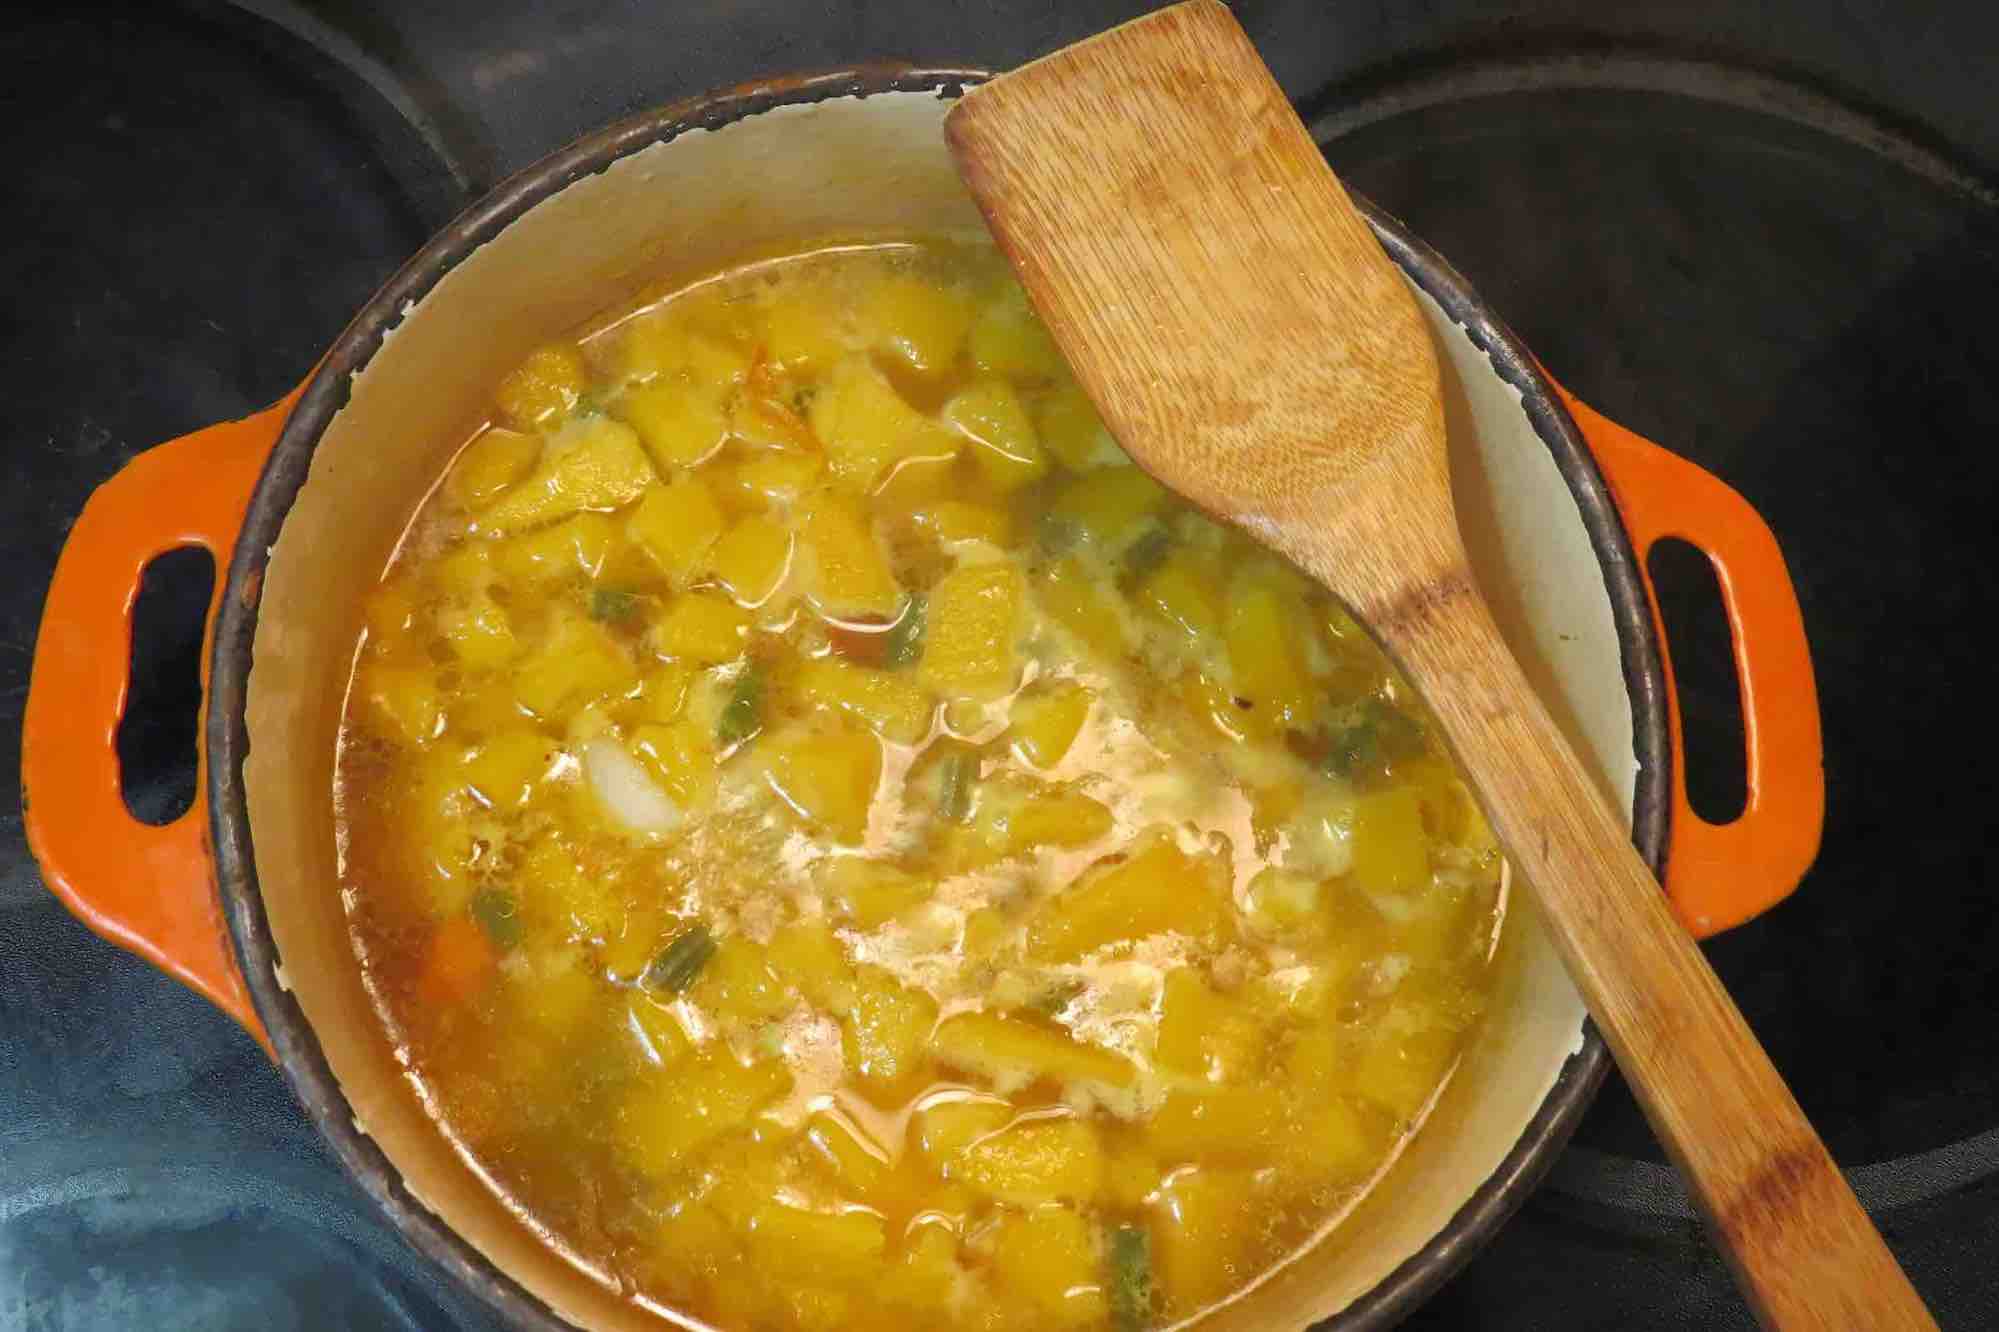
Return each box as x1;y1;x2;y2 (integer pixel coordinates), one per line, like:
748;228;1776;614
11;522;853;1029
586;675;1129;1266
5;3;1996;1328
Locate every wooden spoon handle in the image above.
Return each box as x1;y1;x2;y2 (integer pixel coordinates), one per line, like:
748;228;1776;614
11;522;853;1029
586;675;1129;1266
1377;569;1932;1329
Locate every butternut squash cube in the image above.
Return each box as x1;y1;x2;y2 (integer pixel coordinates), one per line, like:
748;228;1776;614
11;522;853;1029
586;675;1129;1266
803;1111;893;1200
707;515;793;607
494;512;615;585
708;449;823;512
819;858;932;929
744;1202;887;1273
618;1053;792;1179
799;491;902;619
862;273;976;376
494;342;587;431
361;574;421;650
1025;838;1233;963
880;1225;962;1311
1139;550;1225;644
767;920;857;1015
481;417;656;534
1346;786;1432;895
919;563;1022;702
990;1206;1106;1327
760;295;850;374
436;595;516;671
1280;1096;1384;1179
652;591;751;665
1046;466;1167;555
944;379;1049;493
956;1118;1105;1207
912;1096;1014;1175
627;662;694;725
1152;1168;1259;1310
1353;1026;1457;1121
969;285;1065;381
630;718;716;809
615;380;730;470
792;656;933;745
1146;1087;1287;1166
689;934;790;1024
627;474;725;586
1008;681;1092;768
627;993;695;1068
1035;384;1124;470
1223;574;1316;728
1008;789;1114;853
766;727;882;845
909;499;1010;548
612;315;750;388
808;354;959;487
842;967;939;1096
931;1012;1137;1093
359;661;443;745
517;836;619;940
447;427;541;509
514;612;636;717
1154;971;1263;1083
1035;557;1130;662
461;730;555;811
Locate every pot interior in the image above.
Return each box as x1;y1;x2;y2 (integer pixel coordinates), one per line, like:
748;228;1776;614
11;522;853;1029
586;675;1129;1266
241;86;1628;1329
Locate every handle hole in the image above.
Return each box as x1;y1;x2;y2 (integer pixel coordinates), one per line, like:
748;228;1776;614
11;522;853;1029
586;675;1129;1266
1648;537;1748;823
117;546;215;827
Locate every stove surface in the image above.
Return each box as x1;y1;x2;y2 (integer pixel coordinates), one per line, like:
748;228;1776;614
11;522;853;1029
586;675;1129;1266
4;2;1995;1329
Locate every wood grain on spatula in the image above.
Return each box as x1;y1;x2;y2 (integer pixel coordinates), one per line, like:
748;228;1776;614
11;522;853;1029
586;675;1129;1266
945;3;1934;1328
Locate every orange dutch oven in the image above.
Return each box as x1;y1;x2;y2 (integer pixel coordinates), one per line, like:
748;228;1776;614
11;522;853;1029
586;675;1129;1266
21;69;1823;1332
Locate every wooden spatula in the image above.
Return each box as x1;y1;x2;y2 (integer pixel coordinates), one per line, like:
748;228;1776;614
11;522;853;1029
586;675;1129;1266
945;4;1934;1328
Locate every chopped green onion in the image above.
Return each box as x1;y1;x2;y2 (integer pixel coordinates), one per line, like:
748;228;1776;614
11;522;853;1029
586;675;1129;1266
469;887;521;950
1028;977;1086;1017
882;597;926;668
716;665;764;746
1320;697;1425;783
1108;1223;1154;1331
642;925;716;994
589;586;642;623
936;747;978;824
1120;526;1173;581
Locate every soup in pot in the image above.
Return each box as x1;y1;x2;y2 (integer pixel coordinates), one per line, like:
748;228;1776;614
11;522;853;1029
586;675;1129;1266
336;239;1505;1331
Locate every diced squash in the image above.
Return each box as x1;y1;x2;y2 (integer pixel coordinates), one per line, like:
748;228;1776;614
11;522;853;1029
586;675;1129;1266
510;951;600;1031
744;1202;887;1273
708;449;823;512
1103;1141;1164;1208
494;512;616;585
494;342;587;431
612;315;751;388
361;574;421;650
436;595;516;671
880;1225;962;1311
808;354;959;487
1147;1087;1287;1166
912;1096;1014;1174
956;1117;1105;1207
799;492;902;618
1025;837;1233;963
1045;466;1168;555
630;718;716;809
462;730;555;810
931;1012;1137;1093
871;453;957;509
1008;682;1092;768
919;563;1021;702
514;611;636;717
1155;971;1263;1083
1035;557;1130;662
708;515;793;608
767;920;857;1015
517;836;619;939
944;379;1049;493
1139;549;1224;643
842;966;939;1096
1353;1026;1458;1121
1223;573;1316;728
618;1053;792;1179
653;591;752;665
766;727;882;844
989;1207;1106;1327
627;475;725;586
359;661;442;745
1281;1096;1384;1179
761;295;850;374
614;380;730;470
862;272;976;376
481;417;656;534
792;657;933;744
819;858;932;929
627;992;696;1067
447;427;541;509
1346;786;1431;894
910;500;1010;547
1152;1168;1259;1310
688;934;790;1024
628;662;694;725
1008;788;1114;852
969;285;1065;381
803;1111;893;1200
1036;384;1124;470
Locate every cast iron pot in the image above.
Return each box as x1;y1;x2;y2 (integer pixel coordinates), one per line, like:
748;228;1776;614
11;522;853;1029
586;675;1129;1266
23;68;1824;1331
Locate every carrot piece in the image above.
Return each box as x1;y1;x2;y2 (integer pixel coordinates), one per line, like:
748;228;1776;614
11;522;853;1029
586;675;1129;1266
420;914;497;1007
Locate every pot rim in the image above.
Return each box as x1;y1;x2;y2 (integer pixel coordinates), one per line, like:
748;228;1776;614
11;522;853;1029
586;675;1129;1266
205;64;1663;1332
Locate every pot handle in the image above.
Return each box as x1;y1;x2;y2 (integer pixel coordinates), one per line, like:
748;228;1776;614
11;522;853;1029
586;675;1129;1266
1555;387;1825;938
21;390;300;1054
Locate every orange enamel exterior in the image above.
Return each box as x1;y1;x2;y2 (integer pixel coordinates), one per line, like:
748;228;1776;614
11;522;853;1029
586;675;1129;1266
1558;387;1826;937
20;390;299;1053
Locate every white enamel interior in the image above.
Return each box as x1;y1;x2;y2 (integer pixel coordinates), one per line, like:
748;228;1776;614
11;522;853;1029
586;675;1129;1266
243;88;1620;1330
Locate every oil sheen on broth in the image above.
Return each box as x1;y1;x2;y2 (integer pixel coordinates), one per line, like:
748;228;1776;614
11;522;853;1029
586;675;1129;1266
335;239;1505;1332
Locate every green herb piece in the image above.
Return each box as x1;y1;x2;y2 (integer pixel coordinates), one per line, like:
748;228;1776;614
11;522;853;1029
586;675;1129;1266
469;887;521;950
1320;697;1426;782
882;597;927;668
1120;526;1173;581
642;925;717;994
1035;510;1081;555
589;586;642;623
1108;1223;1154;1332
716;664;764;746
936;746;978;824
1028;977;1087;1017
